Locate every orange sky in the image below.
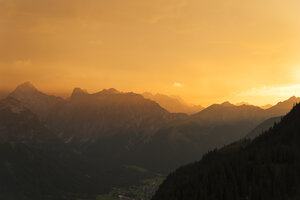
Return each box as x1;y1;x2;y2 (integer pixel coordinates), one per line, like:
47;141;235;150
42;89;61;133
1;0;300;106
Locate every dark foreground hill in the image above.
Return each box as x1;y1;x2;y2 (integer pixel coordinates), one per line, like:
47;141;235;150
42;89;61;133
153;103;300;200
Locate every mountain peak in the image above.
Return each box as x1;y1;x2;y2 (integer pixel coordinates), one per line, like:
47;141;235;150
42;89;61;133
98;88;120;95
221;101;234;107
235;102;251;106
14;81;38;93
71;88;88;98
288;96;297;101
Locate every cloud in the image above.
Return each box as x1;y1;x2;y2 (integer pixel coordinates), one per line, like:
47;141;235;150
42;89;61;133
173;82;184;87
237;84;300;97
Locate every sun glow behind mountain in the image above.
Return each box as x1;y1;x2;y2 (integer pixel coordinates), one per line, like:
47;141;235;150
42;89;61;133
1;0;300;106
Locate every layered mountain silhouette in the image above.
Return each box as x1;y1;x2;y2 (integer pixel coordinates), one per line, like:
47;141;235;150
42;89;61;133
153;103;300;200
133;102;271;171
244;97;300;139
265;96;300;116
3;82;300;196
7;83;299;166
192;101;266;124
143;92;204;114
48;87;186;142
132;98;300;172
8;83;186;141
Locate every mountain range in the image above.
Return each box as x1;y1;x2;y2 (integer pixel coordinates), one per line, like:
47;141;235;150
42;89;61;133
1;82;300;199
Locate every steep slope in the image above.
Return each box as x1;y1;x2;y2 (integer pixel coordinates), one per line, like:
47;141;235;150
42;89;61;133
0;97;97;200
143;92;204;114
246;116;281;139
9;82;65;120
153;103;300;200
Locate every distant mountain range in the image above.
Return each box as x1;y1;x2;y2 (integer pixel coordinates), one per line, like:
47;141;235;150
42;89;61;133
9;83;186;142
142;92;204;114
235;102;273;109
153;102;300;200
1;82;300;198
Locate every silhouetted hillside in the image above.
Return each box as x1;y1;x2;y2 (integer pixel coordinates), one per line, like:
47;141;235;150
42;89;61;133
153;103;300;200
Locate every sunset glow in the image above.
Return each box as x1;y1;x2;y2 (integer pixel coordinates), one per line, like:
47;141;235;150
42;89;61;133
1;0;300;106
